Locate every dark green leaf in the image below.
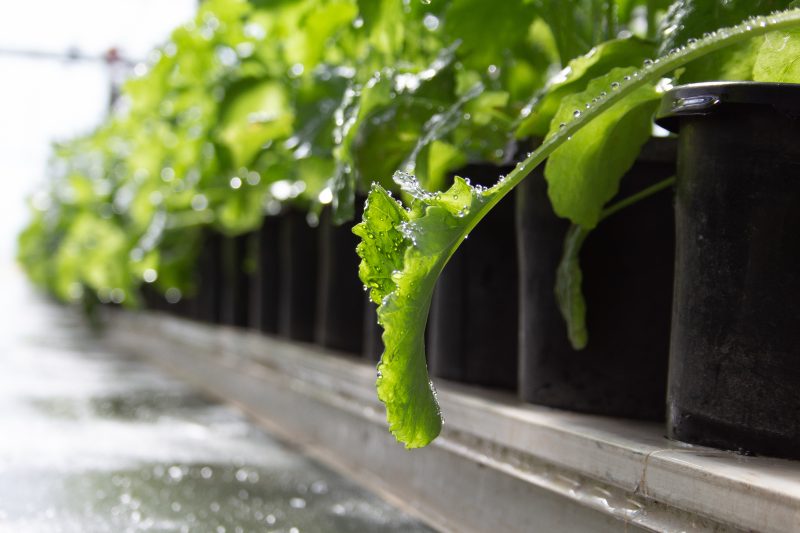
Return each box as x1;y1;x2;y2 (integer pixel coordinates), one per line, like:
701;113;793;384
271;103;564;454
444;0;537;67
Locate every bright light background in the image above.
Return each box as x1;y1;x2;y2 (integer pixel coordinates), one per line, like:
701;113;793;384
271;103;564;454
0;0;196;266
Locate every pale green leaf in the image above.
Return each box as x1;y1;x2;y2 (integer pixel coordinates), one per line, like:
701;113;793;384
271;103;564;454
218;79;294;168
354;176;491;448
544;67;660;229
516;37;655;138
754;29;800;81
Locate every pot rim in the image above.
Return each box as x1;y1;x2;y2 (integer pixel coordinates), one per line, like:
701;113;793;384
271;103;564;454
655;81;800;132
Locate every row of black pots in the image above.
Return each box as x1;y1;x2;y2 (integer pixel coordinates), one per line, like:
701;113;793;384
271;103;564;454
430;82;800;460
426;136;675;421
193;205;369;356
149;82;800;461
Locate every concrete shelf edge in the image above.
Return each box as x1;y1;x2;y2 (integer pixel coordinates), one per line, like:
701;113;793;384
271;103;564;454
105;310;800;533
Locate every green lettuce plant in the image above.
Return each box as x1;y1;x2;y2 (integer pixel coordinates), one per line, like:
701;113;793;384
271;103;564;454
354;7;800;448
17;0;800;451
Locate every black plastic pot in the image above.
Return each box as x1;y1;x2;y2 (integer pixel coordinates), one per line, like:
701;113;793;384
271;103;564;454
250;215;281;334
220;232;253;328
314;205;365;354
142;286;196;319
657;82;800;458
141;284;167;313
428;163;518;390
517;138;676;420
278;208;319;342
195;230;223;324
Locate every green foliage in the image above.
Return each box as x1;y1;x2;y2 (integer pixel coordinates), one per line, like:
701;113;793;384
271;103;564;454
353;7;800;447
17;0;800;450
217;79;294;169
354;176;495;447
516;37;656;138
658;0;795;52
443;0;537;67
754;29;800;80
544;67;660;229
555;225;590;349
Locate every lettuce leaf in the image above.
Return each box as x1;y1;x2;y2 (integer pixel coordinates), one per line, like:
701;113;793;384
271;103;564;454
355;7;800;448
754;28;800;81
544;67;660;229
354;176;491;447
516;36;655;139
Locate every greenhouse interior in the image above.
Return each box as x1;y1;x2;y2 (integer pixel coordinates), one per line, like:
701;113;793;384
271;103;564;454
3;0;800;531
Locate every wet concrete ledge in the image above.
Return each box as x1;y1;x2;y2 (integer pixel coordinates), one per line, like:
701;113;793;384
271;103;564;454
106;310;800;533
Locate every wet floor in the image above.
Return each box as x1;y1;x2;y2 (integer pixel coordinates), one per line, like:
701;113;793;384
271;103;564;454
0;267;434;533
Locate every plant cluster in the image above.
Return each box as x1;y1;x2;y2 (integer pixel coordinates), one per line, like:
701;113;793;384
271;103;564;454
19;0;800;447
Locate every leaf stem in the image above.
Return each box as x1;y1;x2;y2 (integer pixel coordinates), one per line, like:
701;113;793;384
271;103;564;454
599;175;675;221
478;8;800;225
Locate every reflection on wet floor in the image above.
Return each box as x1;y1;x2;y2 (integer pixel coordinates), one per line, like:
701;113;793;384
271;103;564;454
0;268;434;532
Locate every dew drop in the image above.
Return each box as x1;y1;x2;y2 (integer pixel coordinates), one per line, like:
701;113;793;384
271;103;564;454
572;110;581;118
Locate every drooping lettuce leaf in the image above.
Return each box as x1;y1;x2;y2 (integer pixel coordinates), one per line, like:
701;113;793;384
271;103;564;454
354;175;497;448
555;225;590;349
555;175;675;349
355;8;800;447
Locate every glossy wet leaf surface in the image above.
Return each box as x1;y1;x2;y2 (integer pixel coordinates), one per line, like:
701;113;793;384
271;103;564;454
354;176;494;448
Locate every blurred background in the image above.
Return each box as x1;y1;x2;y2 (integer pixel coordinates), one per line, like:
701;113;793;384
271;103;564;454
0;6;440;530
0;0;195;265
